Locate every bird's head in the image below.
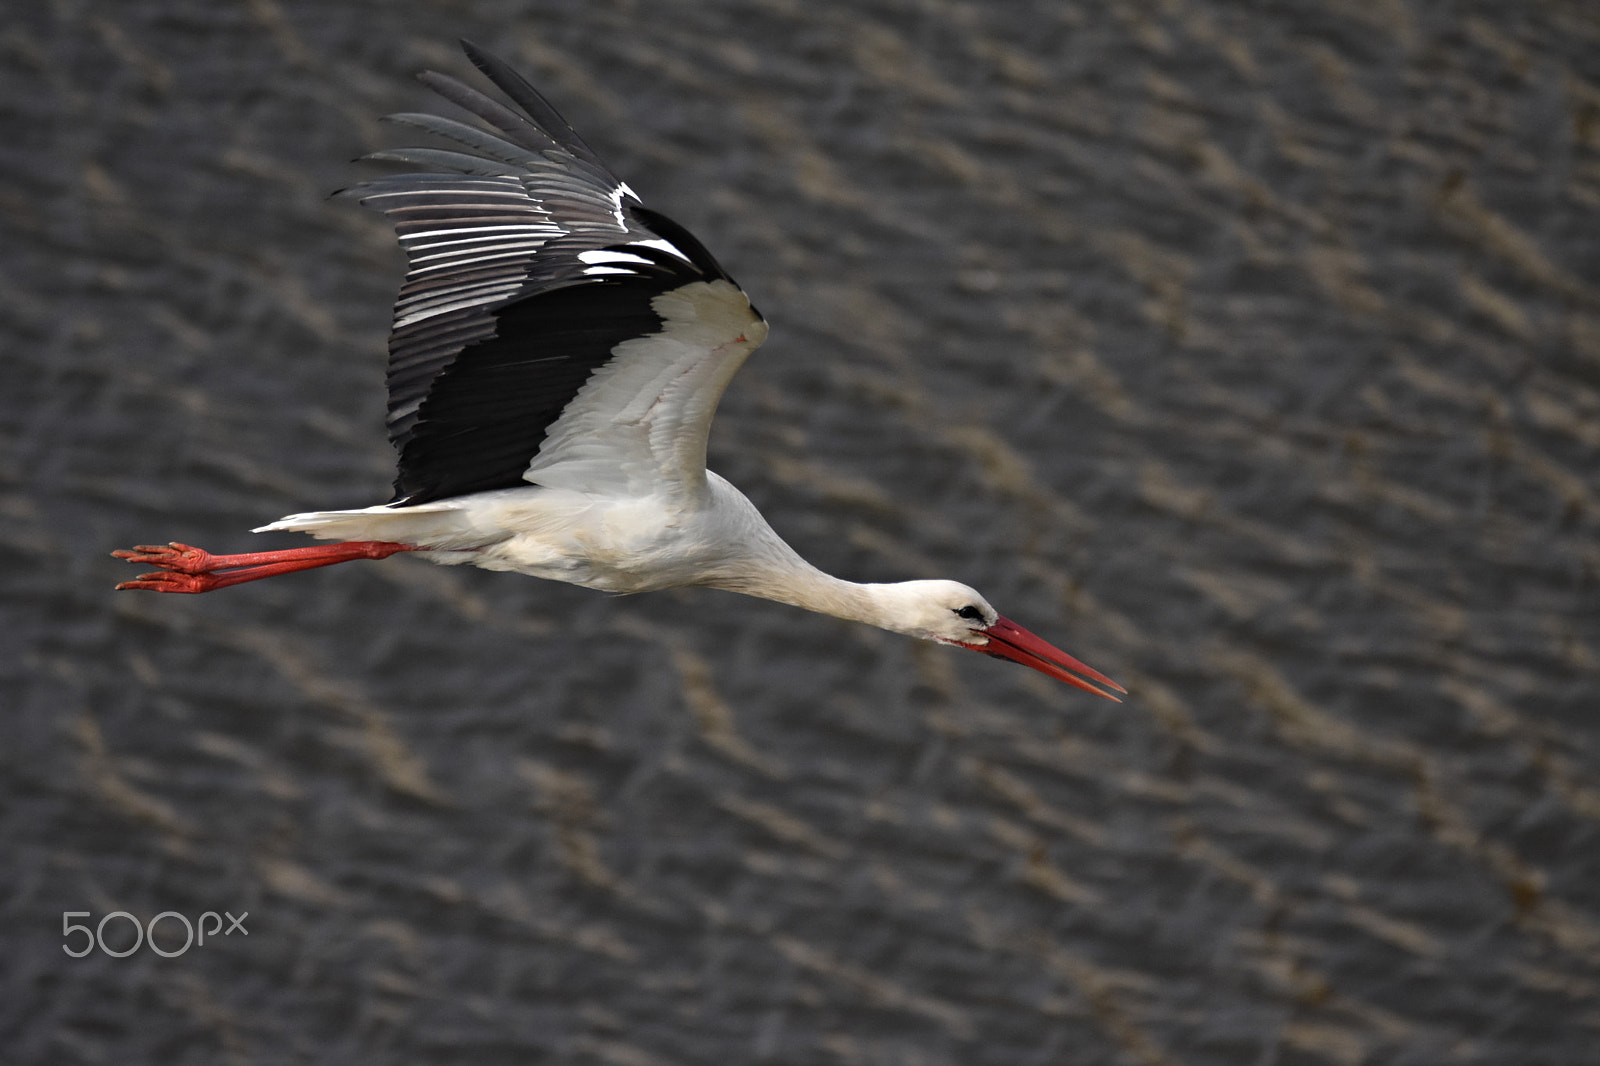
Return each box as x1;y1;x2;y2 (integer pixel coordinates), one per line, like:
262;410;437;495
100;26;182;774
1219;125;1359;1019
881;580;1125;700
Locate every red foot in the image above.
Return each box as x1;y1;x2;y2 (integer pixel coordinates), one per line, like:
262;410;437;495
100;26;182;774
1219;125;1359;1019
113;540;413;593
112;542;221;575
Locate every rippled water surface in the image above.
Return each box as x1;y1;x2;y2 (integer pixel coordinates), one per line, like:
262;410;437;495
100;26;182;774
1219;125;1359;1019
5;2;1600;1063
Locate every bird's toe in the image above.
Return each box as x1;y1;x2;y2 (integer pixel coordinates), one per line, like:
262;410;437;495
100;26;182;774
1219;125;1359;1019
111;542;213;573
114;569;220;594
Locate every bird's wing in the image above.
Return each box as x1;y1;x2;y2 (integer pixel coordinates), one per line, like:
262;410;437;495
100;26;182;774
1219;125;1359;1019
345;41;767;506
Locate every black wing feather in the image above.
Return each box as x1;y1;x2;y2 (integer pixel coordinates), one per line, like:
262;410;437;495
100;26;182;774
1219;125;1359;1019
394;272;681;503
459;39;610;171
414;70;561;156
343;43;741;505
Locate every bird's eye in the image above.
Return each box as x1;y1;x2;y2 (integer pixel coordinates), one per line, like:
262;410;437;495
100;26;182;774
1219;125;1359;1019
953;605;984;621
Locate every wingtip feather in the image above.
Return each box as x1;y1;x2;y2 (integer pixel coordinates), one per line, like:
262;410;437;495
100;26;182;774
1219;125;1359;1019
455;39;609;172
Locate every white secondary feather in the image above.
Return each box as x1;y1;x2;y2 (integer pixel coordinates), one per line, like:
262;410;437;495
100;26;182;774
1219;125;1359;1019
522;279;768;499
576;249;654;267
627;237;694;262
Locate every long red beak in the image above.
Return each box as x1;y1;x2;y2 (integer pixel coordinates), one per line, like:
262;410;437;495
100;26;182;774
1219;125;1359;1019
962;616;1126;701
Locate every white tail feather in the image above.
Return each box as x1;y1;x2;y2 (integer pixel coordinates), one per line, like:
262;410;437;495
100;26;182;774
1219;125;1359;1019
253;502;468;544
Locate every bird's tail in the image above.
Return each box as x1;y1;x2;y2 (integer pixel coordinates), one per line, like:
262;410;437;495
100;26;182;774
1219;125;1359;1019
253;502;469;545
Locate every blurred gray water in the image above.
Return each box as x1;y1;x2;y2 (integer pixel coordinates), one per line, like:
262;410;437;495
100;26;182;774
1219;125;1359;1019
4;1;1599;1063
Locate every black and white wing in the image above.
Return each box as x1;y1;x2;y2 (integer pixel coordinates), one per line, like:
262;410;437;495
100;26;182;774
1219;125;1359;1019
347;41;767;506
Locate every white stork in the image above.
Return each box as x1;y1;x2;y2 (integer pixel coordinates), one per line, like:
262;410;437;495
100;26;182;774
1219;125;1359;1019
114;41;1124;700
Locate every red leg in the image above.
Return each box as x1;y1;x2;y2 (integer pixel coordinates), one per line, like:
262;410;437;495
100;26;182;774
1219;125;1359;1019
112;541;414;593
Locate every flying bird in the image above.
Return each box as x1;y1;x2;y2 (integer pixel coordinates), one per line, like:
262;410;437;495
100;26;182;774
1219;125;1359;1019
114;41;1124;700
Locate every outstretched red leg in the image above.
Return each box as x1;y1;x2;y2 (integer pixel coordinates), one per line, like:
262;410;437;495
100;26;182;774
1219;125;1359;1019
113;541;414;593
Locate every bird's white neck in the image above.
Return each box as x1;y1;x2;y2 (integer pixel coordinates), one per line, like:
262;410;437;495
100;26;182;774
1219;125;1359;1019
707;550;899;630
692;474;955;638
690;489;908;633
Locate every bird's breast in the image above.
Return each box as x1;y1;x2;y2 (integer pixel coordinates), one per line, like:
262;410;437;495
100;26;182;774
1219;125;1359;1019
459;489;726;594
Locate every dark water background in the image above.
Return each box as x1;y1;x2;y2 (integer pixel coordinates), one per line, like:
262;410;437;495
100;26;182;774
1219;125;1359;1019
5;1;1600;1063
